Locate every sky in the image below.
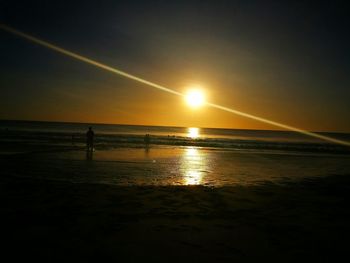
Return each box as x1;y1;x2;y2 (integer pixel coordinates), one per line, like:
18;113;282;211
1;0;349;132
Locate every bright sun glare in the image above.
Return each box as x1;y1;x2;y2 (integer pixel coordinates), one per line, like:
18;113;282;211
185;89;205;108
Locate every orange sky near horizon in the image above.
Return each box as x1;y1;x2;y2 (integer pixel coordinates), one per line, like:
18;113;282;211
2;73;349;133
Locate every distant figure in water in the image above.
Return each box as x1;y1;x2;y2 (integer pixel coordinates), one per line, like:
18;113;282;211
144;134;151;147
86;127;94;151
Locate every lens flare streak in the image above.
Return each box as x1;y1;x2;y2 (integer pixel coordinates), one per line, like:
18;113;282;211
0;24;182;97
1;24;349;147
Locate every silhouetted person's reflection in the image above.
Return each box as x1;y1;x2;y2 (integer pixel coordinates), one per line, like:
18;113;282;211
86;150;93;161
144;134;151;155
144;134;151;147
86;127;94;152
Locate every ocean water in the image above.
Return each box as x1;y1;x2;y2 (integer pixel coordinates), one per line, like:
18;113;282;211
1;120;350;186
1;120;350;153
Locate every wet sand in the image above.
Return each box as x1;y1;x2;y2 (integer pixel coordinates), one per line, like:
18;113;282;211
1;166;350;262
2;147;350;186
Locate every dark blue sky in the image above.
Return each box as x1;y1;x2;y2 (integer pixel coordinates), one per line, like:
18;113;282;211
1;0;349;131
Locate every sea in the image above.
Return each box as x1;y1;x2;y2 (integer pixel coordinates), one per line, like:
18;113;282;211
1;120;350;186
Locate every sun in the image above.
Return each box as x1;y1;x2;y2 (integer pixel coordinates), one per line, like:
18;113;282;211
185;89;205;108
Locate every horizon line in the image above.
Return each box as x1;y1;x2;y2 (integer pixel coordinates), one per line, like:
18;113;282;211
1;118;350;135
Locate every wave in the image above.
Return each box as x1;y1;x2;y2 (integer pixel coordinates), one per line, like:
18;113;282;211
1;130;349;155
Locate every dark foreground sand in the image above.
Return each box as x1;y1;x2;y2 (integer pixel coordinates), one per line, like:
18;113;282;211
1;161;350;262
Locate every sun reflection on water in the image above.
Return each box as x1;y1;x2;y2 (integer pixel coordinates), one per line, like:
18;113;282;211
188;127;200;138
182;147;207;185
184;170;202;185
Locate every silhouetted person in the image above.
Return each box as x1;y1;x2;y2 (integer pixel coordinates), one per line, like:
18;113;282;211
86;127;94;151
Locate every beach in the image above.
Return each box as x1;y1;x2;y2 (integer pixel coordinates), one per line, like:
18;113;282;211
1;122;350;261
2;168;350;262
